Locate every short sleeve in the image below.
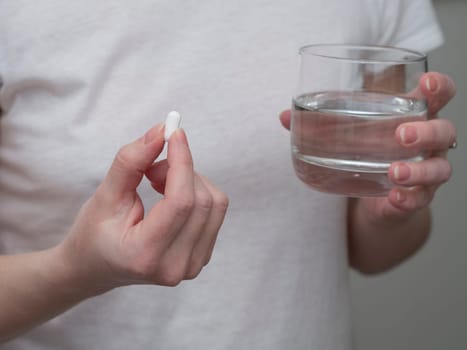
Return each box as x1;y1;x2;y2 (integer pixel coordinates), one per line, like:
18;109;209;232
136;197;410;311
375;0;444;53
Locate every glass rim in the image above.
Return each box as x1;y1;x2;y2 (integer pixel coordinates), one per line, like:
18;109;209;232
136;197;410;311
299;44;427;64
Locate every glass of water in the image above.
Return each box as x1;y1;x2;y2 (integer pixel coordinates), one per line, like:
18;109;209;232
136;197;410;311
291;44;428;197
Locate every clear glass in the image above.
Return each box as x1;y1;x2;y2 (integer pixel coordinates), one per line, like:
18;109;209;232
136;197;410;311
291;44;428;197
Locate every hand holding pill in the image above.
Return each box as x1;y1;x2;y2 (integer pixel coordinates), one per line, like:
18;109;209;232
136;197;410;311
58;116;228;293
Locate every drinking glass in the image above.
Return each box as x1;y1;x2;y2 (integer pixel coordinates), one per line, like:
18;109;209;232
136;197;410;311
290;44;428;197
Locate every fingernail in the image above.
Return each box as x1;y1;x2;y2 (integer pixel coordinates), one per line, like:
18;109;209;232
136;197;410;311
394;164;410;182
170;128;187;144
396;190;407;203
144;124;164;145
426;76;438;93
400;126;418;145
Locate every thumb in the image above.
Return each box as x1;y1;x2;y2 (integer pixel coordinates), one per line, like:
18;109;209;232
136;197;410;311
101;123;165;201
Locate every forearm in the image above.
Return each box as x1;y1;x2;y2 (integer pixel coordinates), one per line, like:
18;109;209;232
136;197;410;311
0;246;95;343
347;198;431;274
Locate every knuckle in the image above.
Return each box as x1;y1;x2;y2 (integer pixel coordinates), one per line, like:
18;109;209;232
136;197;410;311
203;252;213;266
129;256;159;280
195;191;213;212
159;263;187;287
170;195;195;217
113;144;146;176
213;191;229;212
115;145;134;169
161;276;183;287
185;265;202;280
185;254;206;280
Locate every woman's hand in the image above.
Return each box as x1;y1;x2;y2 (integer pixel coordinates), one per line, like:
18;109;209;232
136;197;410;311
0;123;229;341
346;72;456;225
279;72;457;272
60;124;229;294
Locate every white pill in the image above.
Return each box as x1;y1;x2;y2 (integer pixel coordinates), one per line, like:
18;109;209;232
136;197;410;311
164;110;181;141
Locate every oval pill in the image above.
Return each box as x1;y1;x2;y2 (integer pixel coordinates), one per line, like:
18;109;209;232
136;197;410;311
164;110;181;141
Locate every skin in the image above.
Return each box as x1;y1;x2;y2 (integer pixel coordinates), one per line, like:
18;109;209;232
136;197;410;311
0;72;457;342
280;71;457;274
0;124;229;342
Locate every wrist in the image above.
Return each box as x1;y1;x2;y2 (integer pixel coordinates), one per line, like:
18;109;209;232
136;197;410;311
348;198;431;274
48;243;113;301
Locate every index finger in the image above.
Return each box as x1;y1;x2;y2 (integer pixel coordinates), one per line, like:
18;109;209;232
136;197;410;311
100;123;165;203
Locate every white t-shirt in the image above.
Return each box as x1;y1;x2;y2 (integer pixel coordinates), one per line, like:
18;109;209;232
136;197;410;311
0;1;442;349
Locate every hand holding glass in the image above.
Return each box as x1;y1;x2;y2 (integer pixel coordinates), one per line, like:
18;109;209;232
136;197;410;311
291;44;428;197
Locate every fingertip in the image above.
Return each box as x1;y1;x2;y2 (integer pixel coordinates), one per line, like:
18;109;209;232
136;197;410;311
168;128;188;145
421;72;456;97
389;186;434;214
386;187;408;212
388;162;409;184
396;124;419;147
144;123;165;145
279;110;291;130
419;72;435;96
426;75;438;94
103;124;165;199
